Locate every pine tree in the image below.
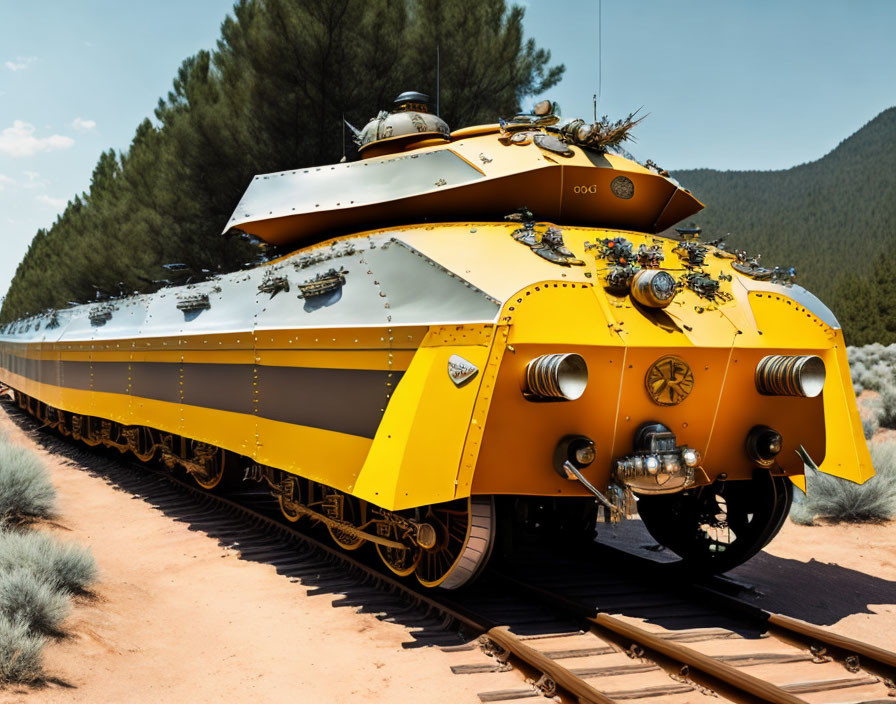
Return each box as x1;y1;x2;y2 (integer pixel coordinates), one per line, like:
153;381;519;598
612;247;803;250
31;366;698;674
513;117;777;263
1;0;563;323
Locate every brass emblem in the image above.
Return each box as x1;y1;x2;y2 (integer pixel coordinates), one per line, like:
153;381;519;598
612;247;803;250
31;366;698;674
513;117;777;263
610;175;635;199
645;356;694;406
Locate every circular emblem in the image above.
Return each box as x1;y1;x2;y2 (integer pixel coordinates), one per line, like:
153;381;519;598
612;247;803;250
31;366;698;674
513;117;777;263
610;176;635;200
645;355;694;406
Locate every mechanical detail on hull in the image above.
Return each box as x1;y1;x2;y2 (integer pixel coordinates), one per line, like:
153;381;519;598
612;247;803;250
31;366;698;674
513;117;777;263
645;356;695;407
0;93;874;590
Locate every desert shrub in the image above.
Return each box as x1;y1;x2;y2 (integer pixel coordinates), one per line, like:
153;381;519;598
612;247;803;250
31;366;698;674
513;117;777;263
0;615;45;684
791;440;896;524
0;570;69;635
0;530;96;593
862;414;880;440
848;343;896;394
880;382;896;428
0;443;56;526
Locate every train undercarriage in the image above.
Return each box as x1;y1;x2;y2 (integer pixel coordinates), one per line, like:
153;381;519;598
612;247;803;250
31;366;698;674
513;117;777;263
5;387;793;589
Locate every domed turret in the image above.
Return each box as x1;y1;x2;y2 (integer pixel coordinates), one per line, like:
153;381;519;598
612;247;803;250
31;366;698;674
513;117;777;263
357;91;450;158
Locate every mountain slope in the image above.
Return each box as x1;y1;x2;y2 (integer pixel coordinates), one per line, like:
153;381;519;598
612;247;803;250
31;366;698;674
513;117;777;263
670;107;896;344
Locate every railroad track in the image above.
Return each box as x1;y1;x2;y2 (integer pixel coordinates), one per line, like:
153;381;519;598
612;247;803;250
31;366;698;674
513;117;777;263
6;402;895;704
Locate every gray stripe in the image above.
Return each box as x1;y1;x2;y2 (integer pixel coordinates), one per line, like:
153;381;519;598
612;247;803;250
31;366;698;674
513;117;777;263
0;354;399;439
61;360;92;391
257;366;394;438
182;363;252;416
130;362;181;405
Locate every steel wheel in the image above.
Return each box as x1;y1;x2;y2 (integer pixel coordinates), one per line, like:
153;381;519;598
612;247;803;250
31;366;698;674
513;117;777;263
376;518;422;577
278;476;303;523
325;491;365;551
78;416;102;447
131;426;158;462
192;446;227;490
636;471;792;573
415;496;494;589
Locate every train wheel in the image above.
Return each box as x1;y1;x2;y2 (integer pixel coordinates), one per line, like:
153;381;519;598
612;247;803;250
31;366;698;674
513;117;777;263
636;471;792;574
278;475;303;523
415;496;494;589
56;409;71;437
191;446;228;490
325;491;365;551
376;518;422;577
79;416;102;447
131;426;158;462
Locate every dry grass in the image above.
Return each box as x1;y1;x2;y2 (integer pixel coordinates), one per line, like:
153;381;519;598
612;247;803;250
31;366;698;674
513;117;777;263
791;440;896;524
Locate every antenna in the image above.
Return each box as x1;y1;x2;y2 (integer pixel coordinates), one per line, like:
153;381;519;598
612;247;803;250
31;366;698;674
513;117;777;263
341;113;346;162
436;44;440;116
597;0;602;109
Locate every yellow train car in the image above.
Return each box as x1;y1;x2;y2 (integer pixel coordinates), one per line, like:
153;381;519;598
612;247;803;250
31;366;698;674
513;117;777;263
0;93;872;588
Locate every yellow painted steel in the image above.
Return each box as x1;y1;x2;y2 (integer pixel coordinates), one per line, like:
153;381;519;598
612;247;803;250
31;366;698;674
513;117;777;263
0;221;874;511
352;327;494;510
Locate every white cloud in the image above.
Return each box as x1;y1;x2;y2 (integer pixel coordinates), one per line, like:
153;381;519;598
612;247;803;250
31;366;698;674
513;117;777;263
71;117;96;132
0;174;15;190
4;56;36;72
36;194;67;209
21;171;44;189
0;121;74;157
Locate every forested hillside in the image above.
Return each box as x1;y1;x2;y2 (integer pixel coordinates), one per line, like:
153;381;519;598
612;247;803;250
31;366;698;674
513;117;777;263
0;0;562;323
672;107;896;345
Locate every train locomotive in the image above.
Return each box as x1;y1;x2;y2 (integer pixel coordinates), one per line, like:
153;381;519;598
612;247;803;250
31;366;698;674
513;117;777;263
0;93;874;588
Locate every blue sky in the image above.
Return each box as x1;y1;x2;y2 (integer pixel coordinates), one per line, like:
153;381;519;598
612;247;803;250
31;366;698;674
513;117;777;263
1;0;894;301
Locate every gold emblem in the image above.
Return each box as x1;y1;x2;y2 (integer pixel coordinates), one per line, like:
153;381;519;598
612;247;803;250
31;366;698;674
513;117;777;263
645;355;694;406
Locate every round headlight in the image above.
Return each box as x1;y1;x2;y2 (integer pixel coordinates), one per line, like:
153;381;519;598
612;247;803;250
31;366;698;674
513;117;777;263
525;353;588;401
681;448;700;467
553;435;596;480
630;269;677;309
574;441;596;466
746;425;783;467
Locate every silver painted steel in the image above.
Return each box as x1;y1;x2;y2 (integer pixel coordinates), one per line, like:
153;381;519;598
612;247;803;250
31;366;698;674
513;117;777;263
225;151;484;234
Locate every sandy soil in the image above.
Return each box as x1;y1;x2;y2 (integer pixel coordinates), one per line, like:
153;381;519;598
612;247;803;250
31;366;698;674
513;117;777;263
0;409;500;704
1;404;894;702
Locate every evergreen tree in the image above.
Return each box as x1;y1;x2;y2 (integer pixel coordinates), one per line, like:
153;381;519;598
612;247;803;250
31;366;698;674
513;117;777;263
1;0;563;323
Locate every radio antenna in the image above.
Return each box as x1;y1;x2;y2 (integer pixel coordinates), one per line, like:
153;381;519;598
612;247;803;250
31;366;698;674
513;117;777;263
436;44;440;116
596;0;602;113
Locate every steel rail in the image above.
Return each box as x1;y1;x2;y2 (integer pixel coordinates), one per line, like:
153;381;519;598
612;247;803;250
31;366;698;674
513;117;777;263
586;540;896;683
127;463;622;704
156;468;620;704
7;399;895;703
2;400;620;704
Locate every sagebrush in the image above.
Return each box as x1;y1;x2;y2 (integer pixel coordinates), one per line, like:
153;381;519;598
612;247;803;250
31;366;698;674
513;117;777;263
0;529;96;594
791;440;896;524
0;443;56;526
0;569;69;636
0;615;44;684
848;343;896;432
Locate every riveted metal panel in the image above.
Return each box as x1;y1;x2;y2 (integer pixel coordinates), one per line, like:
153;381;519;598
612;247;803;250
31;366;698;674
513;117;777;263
226;150;484;234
